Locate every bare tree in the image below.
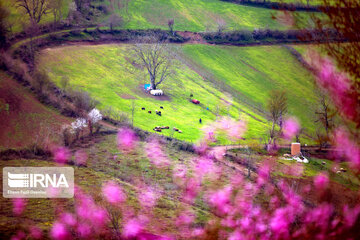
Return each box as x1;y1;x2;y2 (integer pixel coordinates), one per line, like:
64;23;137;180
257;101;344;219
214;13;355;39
267;90;287;145
24;20;40;64
74;0;87;12
108;14;123;31
168;18;174;36
50;0;63;24
216;17;227;33
16;0;51;24
129;35;176;90
314;89;335;140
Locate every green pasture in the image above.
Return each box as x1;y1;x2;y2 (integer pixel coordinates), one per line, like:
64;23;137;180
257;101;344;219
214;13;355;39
180;44;317;137
37;43;317;143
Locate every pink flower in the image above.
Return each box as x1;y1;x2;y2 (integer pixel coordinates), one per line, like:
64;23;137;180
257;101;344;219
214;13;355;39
228;230;243;240
102;181;126;204
193;157;216;178
227;120;246;141
283;117;300;140
191;228;204;237
60;212;77;226
53;147;71;165
201;126;216;143
123;218;143;238
29;226;42;239
92;207;108;227
145;139;170;168
76;223;93;238
343;205;360;227
182;177;201;203
314;173;329;191
50;222;69;240
217;117;246;140
74;150;88;166
176;210;195;226
333;128;360;171
270;208;290;238
314;57;358;121
77;223;91;238
173;165;187;180
76;203;92;220
11;231;26;240
208;147;226;160
305;203;333;229
208;186;232;214
138;188;159;208
12;198;26;216
117;128;138;151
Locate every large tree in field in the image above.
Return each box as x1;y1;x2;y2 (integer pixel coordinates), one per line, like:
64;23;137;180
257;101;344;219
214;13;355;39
267;90;287;145
130;36;175;90
16;0;50;24
314;88;336;139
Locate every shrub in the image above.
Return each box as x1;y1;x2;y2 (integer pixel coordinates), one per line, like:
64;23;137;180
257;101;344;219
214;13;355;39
32;70;50;95
69;89;99;114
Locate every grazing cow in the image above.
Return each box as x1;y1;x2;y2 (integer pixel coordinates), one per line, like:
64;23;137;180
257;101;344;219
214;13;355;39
148;111;152;114
199;118;202;124
142;107;145;110
178;130;182;133
173;127;179;131
153;126;162;132
160;106;163;109
164;126;169;129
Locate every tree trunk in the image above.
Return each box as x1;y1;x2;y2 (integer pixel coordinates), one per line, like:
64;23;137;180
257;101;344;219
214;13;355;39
88;120;93;135
150;76;156;89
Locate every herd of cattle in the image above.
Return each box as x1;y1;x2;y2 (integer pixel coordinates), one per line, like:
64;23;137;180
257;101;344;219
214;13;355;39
141;106;182;133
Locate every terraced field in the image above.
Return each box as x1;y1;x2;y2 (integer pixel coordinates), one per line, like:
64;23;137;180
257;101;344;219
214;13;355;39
38;43;317;144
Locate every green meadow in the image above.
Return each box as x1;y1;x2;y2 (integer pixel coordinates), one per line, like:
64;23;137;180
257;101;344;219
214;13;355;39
112;0;320;31
38;43;316;144
3;0;321;34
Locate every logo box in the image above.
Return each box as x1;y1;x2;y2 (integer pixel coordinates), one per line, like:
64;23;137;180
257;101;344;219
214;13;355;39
3;167;74;198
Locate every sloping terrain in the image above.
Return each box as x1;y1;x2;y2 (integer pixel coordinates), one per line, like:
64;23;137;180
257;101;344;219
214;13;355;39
180;44;317;136
37;43;317;143
109;0;319;31
0;71;70;150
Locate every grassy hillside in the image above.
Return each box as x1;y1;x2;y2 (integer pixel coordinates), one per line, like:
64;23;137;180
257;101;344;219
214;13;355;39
3;0;72;33
3;0;320;34
0;134;212;238
108;0;318;31
180;45;317;136
0;71;70;150
37;43;317;144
